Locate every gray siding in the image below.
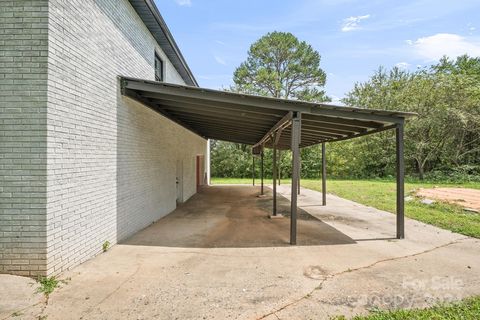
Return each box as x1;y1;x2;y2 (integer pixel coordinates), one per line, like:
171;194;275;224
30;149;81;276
0;0;49;276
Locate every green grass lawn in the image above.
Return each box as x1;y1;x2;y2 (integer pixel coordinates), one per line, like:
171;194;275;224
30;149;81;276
332;296;480;320
211;177;480;238
211;177;254;184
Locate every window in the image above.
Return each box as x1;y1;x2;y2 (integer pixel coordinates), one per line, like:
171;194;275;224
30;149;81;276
154;53;164;81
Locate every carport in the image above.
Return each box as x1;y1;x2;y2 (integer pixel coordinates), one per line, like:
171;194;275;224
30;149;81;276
120;77;415;244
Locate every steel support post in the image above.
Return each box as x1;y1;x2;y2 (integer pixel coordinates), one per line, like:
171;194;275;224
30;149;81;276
272;135;277;216
252;156;255;186
278;151;281;186
396;123;405;239
322;142;327;206
290;112;301;245
260;150;264;195
298;162;301;195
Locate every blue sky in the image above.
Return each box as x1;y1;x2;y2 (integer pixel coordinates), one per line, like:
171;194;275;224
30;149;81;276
156;0;480;102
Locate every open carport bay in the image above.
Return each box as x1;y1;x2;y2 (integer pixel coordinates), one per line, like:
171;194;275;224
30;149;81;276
123;185;355;248
4;185;479;320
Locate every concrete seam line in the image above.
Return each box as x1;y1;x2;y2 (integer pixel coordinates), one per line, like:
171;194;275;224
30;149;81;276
0;301;44;320
79;262;143;318
256;238;470;319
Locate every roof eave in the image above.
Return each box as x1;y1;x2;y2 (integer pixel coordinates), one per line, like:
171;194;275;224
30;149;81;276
129;0;198;87
120;76;417;148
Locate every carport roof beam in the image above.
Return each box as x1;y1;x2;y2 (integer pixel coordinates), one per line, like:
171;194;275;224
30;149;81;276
120;76;416;149
253;112;292;150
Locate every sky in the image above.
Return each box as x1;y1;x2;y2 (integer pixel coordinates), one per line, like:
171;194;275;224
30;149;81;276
155;0;480;103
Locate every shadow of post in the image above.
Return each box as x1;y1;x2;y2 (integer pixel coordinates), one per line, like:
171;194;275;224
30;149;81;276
121;185;356;248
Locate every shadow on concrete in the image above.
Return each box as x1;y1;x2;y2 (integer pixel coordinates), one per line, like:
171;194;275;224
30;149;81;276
122;185;356;248
353;237;397;242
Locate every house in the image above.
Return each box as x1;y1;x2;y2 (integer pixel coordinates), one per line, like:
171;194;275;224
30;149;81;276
1;0;412;277
1;0;208;276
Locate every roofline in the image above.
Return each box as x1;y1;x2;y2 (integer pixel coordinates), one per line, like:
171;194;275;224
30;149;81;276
120;76;417;149
120;76;417;119
130;0;198;87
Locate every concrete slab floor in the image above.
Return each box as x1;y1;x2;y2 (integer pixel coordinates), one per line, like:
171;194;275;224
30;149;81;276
1;185;479;320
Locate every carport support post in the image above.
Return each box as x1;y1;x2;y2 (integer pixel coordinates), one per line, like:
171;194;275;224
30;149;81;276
261;150;264;195
252;156;255;186
278;151;281;186
272;135;277;216
290;112;301;245
322;142;326;206
298;163;301;195
396;122;405;239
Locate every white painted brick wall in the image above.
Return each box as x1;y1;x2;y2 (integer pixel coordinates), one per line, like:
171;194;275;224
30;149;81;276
45;0;207;275
1;0;207;276
0;0;49;276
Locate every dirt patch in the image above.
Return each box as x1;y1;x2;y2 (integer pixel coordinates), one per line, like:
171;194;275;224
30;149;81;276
416;188;480;212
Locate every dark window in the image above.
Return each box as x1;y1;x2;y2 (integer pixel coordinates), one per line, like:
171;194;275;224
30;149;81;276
154;53;164;81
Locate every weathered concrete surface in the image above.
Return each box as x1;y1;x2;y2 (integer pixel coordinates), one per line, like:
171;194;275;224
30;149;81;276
0;275;44;319
2;185;479;320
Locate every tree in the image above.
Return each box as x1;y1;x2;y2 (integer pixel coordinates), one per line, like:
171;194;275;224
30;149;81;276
232;31;329;102
210;32;330;180
433;54;480;80
212;36;480;181
210;141;252;178
343;58;480;180
432;55;480;169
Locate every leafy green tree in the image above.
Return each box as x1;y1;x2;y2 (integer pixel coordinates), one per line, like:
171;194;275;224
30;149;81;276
210;141;253;178
343;58;480;180
431;55;480;169
211;32;330;180
433;54;480;79
212;41;480;181
232;31;329;102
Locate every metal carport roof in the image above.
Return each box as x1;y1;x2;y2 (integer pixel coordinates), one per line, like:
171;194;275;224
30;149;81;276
120;76;415;245
120;77;415;150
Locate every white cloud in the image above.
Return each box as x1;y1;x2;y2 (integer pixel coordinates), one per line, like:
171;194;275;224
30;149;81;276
341;14;370;32
214;55;227;65
409;33;480;61
175;0;191;6
395;62;410;70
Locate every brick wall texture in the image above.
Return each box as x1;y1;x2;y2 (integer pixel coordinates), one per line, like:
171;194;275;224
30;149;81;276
1;0;207;276
0;0;49;276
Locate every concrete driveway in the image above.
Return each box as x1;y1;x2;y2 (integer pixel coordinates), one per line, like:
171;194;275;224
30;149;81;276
2;185;479;320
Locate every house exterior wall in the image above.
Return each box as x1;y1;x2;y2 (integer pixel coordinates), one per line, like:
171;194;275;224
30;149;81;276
0;0;207;276
0;0;49;276
45;0;207;275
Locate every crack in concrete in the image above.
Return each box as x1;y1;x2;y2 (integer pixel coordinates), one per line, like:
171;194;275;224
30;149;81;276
134;250;278;258
3;282;58;320
78;262;143;319
256;238;469;319
14;258;144;320
273;312;281;320
0;301;44;320
256;278;328;320
8;237;474;320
